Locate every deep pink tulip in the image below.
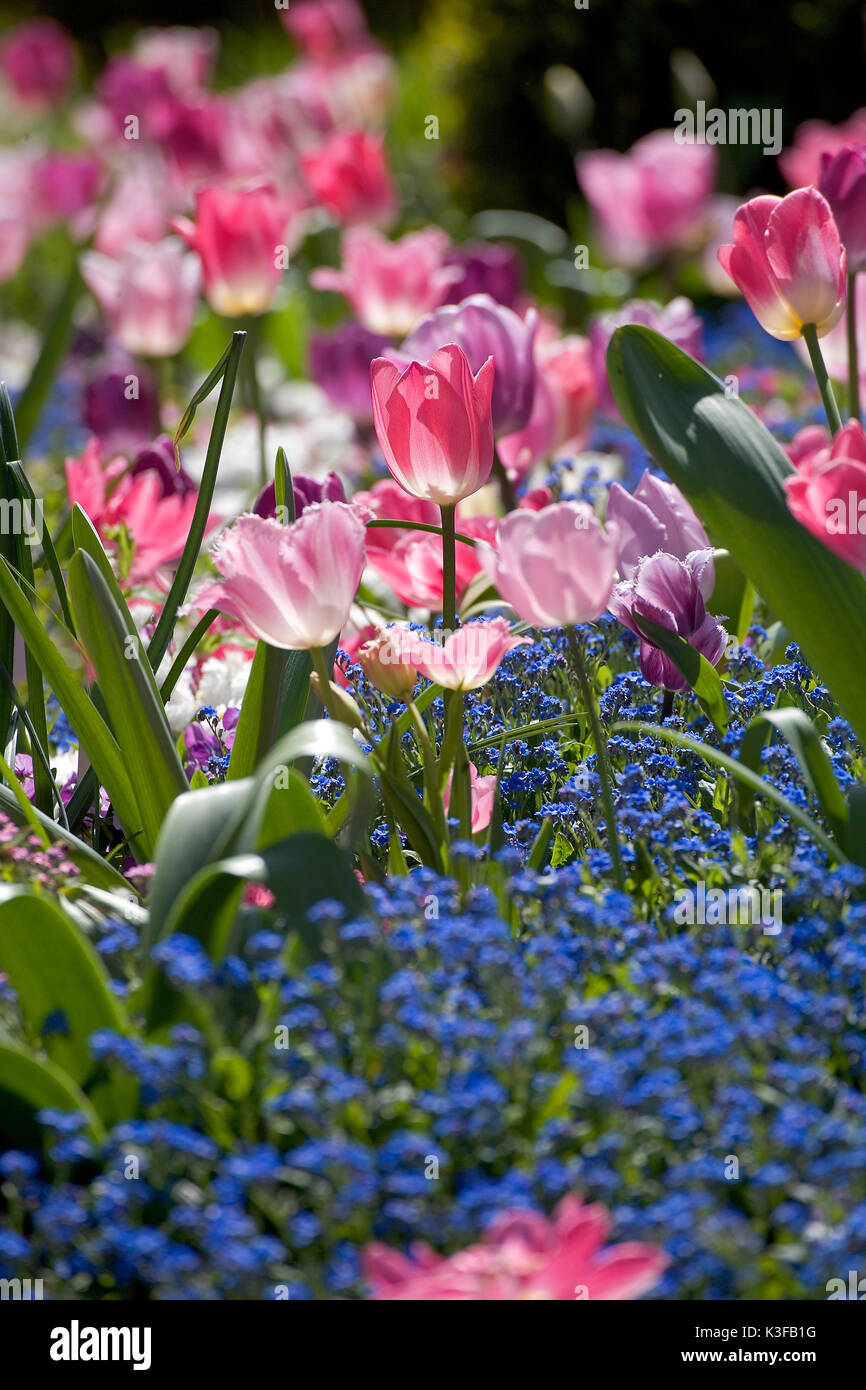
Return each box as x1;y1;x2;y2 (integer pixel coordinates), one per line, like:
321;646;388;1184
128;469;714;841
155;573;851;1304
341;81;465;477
590;297;704;417
477;502;619;629
281;0;370;61
0;19;75;106
370;344;495;506
609;550;727;692
363;1193;667;1301
499;333;596;476
32;153;102;229
444;761;498;833
779;110;866;188
174;183;302;318
402;294;537;437
717;189;846;341
387;617;530;692
606;469;710;581
301;130;396;228
311;226;460;337
785;419;866;571
195;504;366;650
81;238;201;358
819;144;866;275
577;130;715;269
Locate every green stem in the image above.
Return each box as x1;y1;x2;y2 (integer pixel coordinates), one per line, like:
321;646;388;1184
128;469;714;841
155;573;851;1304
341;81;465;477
848;271;861;423
407;699;448;839
440;503;457;631
567;626;625;893
309;644;338;721
802;322;843;434
492;452;518;512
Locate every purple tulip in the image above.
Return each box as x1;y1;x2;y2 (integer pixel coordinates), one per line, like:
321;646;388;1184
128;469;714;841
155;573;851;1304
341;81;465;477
441;242;522;309
253;470;346;520
83;360;160;455
606;469;711;580
130;434;197;498
820;144;866;275
590;298;704;417
309;321;389;418
402;293;538;436
609;550;727;692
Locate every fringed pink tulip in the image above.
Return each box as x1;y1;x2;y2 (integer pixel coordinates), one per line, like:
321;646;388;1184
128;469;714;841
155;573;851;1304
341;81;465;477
363;1193;667;1301
477;502;619;629
785;419;866;572
80;238;201;358
717;189;846;340
386;617;529;692
195;504;366;650
370;344;495;506
174;183;302;318
311;226;460;337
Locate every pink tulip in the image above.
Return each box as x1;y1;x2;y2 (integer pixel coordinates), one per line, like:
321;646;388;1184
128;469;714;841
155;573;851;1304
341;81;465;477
358;630;417;702
717;189;846;341
311;226;460;337
606;469;710;580
195;504;366;650
301;130;396;227
95;165;171;258
0;150;35;283
386;617;530;692
785;419;866;571
779;110;866;188
590;297;704;417
174;183;302;318
132;26;218;93
281;0;370;61
81;239;201;358
820;144;866;275
443;760;497;833
32;153;102;231
370;344;495;506
577;130;715;269
477;502;619;629
498;333;596;476
363;1192;667;1301
0;19;75;106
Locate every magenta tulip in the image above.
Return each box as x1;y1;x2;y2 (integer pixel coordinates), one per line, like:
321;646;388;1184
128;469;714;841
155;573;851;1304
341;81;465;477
370;344;494;506
606;469;710;581
195;503;366;649
175;183;302;318
609;550;727;692
81;238;201;358
0;19;75;106
717;189;846;341
477;502;619;629
820;144;866;274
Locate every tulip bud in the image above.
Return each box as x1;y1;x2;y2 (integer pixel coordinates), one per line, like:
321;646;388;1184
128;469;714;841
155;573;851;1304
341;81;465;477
358;632;417;702
310;671;364;730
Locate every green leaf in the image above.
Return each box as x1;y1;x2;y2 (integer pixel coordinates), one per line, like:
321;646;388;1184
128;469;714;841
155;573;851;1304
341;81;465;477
738;707;849;842
710;549;754;644
0;554;145;854
845;784;866;867
67;551;188;852
228;644;308;780
0;1043;104;1148
613;720;845;862
0;892;129;1096
606;325;866;748
629;607;729;733
148;333;246;671
12;259;81;450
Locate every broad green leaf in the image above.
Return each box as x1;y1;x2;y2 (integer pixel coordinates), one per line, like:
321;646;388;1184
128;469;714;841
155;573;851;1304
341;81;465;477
228;643;305;780
845;784;866;867
0;893;129;1100
67;550;188;852
0;1043;104;1148
0;554;145;853
607;326;866;748
710;549;755;645
738;707;849;842
629;608;729;733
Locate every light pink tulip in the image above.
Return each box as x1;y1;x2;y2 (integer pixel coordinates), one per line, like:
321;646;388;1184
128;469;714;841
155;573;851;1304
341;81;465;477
175;183;303;318
785;419;866;571
717;189;846;341
363;1192;667;1301
477;502;619;629
0;150;35;283
443;760;497;833
370;344;495;506
81;239;201;358
606;469;710;580
301;129;396;227
387;617;530;692
95;165;171;258
311;226;460;337
577;130;715;269
498;334;596;476
196;504;366;650
358;630;417;702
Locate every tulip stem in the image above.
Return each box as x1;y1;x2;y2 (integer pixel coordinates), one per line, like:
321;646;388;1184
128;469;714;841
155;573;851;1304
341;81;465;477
802;322;843;434
310;644;338;722
567;625;626;894
848;272;861;422
492;453;518;512
440;503;457;633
